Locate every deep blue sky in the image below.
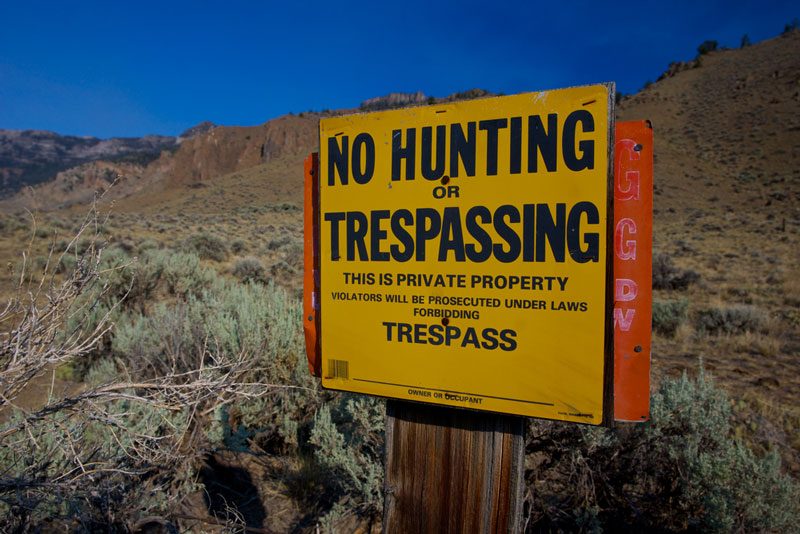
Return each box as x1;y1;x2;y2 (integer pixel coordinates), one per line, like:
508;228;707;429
1;1;796;139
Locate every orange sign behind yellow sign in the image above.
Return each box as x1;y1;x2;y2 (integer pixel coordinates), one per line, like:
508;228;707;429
613;120;653;422
312;86;615;423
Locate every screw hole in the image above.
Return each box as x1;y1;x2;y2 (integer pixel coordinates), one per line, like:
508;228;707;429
442;317;450;326
441;176;450;185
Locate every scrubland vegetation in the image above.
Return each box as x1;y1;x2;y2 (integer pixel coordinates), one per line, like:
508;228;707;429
0;198;798;533
0;205;385;532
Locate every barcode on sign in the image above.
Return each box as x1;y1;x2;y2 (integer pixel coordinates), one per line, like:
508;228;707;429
328;359;349;379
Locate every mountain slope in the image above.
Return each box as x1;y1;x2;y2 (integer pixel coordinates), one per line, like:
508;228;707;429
0;122;216;198
616;30;800;419
0;115;320;210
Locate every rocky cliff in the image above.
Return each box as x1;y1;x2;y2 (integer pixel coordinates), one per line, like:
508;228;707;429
161;114;319;187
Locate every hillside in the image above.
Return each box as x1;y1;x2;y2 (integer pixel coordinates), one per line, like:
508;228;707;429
618;30;800;397
1;115;321;211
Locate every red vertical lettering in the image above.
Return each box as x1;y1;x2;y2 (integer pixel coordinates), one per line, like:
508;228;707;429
614;308;636;331
615;218;637;260
615;278;638;302
615;139;640;201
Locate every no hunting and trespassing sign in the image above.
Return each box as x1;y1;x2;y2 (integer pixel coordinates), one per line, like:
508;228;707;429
303;84;651;425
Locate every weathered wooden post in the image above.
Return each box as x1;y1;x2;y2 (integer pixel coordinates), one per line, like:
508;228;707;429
383;401;525;533
303;85;653;532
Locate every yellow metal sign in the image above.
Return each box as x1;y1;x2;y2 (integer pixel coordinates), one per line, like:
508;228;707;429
318;85;614;423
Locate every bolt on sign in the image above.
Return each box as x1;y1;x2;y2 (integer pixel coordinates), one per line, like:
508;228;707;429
308;85;617;424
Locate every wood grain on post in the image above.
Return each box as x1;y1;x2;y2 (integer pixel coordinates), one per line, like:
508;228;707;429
383;400;525;534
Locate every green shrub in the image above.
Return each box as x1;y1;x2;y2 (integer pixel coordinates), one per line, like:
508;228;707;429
275;201;299;212
106;264;319;468
6;218;27;232
646;367;798;532
0;400;200;529
652;253;700;290
76;237;94;255
696;305;766;335
309;395;385;522
34;225;53;238
106;248;214;304
267;235;292;250
137;238;160;251
279;238;303;255
231;237;248;254
113;304;196;378
155;249;216;297
186;231;229;261
0;220;209;531
54;253;78;274
652;299;689;335
112;273;303;387
31;255;48;273
61;246;220;378
741;34;751;47
525;363;800;532
259;202;301;213
47;216;66;229
110;240;135;254
697;39;718;55
232;257;267;284
97;243;134;293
